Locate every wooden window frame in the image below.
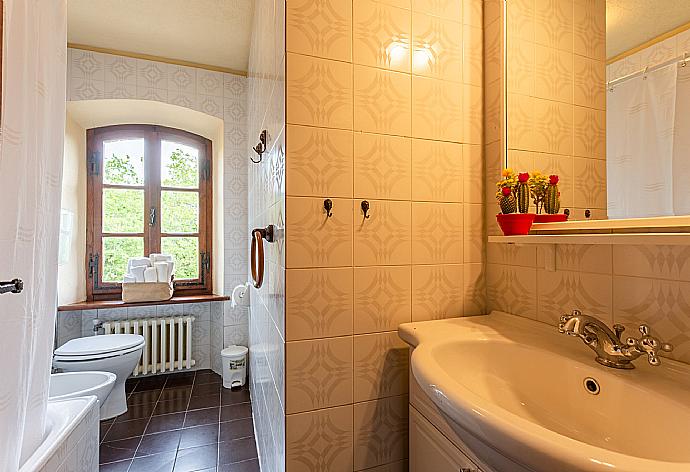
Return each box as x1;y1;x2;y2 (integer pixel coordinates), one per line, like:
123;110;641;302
86;124;213;301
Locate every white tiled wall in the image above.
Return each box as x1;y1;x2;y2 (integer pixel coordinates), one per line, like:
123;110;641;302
66;48;250;374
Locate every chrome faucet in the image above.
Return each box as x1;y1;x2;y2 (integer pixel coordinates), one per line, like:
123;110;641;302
558;309;673;369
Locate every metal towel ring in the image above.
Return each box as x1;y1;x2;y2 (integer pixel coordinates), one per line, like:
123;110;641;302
250;225;275;288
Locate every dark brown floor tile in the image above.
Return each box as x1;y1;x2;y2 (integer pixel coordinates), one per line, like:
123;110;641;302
100;420;114;442
115;402;157;422
99;437;140;464
165;372;195;387
146;412;186;434
103;418;149;441
135;430;182;457
125;379;138;393
195;371;222;385
154;398;189;415
219;418;254;442
173;443;219;472
179;424;219;449
221;388;250;406
217;458;260;472
192;383;221;397
129;451;176;472
159;385;193;402
220;403;252;422
196;468;216;472
134;376;167;391
99;459;132;471
184;407;219;427
127;389;162;406
188;393;220;410
217;438;257;466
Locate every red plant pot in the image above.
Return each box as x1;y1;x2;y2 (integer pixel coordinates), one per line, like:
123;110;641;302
496;213;536;236
534;213;569;223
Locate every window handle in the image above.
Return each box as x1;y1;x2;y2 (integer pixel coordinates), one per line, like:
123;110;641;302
149;207;156;226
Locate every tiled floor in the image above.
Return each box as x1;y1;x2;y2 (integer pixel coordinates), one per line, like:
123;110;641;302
99;369;258;472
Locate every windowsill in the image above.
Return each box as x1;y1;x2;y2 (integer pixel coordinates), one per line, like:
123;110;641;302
58;293;230;312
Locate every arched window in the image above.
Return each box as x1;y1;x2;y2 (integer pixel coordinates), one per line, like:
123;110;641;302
86;124;212;300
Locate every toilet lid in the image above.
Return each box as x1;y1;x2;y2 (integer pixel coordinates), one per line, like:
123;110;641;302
55;334;144;357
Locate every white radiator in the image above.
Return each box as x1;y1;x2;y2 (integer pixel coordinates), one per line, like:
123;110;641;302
102;316;196;376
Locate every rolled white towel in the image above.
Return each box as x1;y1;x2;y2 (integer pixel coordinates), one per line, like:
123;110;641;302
123;275;136;284
154;262;169;283
166;261;175;280
127;257;151;272
150;253;173;263
131;265;146;283
143;267;158;283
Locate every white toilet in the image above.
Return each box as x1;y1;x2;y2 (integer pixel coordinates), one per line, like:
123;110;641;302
49;371;116;418
53;334;145;420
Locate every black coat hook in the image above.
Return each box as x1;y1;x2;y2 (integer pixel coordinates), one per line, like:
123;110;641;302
251;130;267;164
361;200;371;219
323;199;333;217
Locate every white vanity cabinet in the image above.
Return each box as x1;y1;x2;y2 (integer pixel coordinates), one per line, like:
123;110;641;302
410;406;481;472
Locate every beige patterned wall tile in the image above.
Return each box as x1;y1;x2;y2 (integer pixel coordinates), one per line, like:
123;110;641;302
573;55;605;110
464;144;484;204
411;139;462;202
411;76;463;142
354;332;409;402
536;269;612;325
286;268;354;340
507;0;535;42
484;0;503;27
353;395;409;470
286;125;354;198
464;0;482;27
507;93;536;151
534;45;573;104
573;157;606;209
287;405;354;471
485;78;503;144
287;0;352;62
613;276;690;364
638;36;677;66
287;53;353;129
354;65;412;136
532;98;573;155
487;242;537;267
463;24;483;86
573;0;605;60
612;245;690;281
286;197;353;268
464;263;486;315
535;244;612;275
286;337;353;413
534;0;573;52
354;266;412;334
484;18;503;84
507;38;535;96
354;200;412;266
464;203;484;263
412;264;464;321
362;460;408;472
411;0;461;19
411;12;463;82
532;152;574;209
463;84;483;145
573;106;605;160
486;264;538;319
354;133;412;200
412;202;463;264
354;0;411;72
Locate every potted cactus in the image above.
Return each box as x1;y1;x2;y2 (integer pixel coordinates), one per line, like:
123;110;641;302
529;172;568;223
495;169;535;235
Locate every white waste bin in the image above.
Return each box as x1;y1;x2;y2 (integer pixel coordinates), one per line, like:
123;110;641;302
221;345;248;388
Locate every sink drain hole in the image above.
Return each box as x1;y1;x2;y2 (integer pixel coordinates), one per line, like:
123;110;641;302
583;377;600;395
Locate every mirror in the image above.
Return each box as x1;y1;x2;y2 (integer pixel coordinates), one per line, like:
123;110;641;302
504;1;690;221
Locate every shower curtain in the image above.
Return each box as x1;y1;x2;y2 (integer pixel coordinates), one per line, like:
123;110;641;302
0;1;67;470
607;62;690;218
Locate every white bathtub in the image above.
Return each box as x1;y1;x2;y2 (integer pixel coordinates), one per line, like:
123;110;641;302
19;396;99;472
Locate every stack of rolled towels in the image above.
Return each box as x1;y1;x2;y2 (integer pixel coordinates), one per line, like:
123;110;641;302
123;254;175;284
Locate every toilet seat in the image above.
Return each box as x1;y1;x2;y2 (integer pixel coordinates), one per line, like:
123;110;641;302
54;334;145;361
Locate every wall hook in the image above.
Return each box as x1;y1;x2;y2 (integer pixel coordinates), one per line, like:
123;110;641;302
251;130;267;164
361;200;371;219
323;199;333;218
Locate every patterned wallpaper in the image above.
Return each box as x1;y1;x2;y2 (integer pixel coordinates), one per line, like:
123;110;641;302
246;0;287;471
65;47;249;374
485;0;690;367
283;0;484;471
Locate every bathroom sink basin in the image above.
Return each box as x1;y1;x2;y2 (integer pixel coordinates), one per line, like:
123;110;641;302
399;312;690;472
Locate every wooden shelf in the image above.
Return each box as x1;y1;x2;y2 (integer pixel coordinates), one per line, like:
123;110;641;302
488;233;690;245
58;294;230;312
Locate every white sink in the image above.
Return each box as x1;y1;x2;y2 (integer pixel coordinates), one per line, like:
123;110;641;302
399;312;690;472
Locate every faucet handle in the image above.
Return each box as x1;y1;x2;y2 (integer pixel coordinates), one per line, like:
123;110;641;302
626;324;673;366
